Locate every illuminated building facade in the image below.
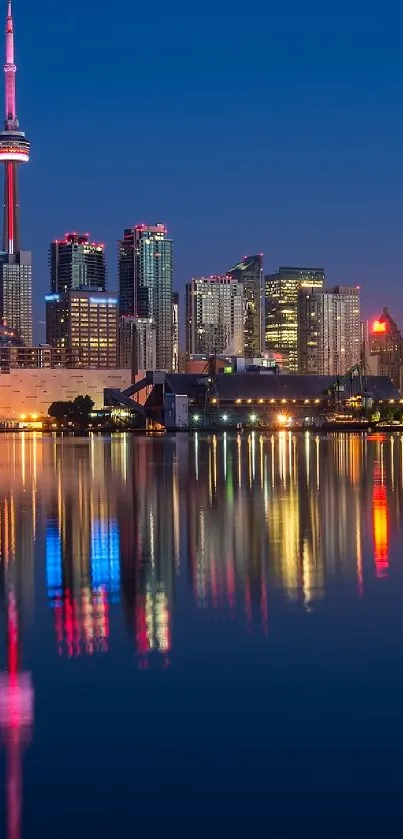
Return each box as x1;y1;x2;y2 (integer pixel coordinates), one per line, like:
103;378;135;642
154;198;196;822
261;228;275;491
118;315;156;374
0;344;130;369
0;249;32;344
265;267;325;371
185;275;244;356
172;291;179;372
0;320;22;345
46;291;118;367
50;233;106;293
46;232;112;366
0;2;32;345
369;307;403;390
118;224;173;370
0;367;131;419
298;285;361;375
227;255;263;357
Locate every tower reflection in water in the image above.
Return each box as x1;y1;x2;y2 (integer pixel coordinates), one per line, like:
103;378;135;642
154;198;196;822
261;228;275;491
0;435;36;839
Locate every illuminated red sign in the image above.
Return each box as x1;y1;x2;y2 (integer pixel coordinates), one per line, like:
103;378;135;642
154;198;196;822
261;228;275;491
372;320;387;334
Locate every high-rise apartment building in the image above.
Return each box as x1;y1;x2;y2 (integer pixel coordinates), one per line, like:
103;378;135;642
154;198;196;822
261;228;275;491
0;2;32;345
50;233;106;293
119;315;156;374
0;249;32;344
172;291;179;373
46;291;118;368
186;275;244;356
266;267;325;371
118;224;173;370
46;232;115;368
298;285;361;375
227;254;263;357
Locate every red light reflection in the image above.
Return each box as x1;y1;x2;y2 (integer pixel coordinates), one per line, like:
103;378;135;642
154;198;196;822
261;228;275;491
372;471;389;578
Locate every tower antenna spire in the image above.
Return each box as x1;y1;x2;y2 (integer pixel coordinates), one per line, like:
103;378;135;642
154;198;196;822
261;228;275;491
4;0;17;129
0;0;30;259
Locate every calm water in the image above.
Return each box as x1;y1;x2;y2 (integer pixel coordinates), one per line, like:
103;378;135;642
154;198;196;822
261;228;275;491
1;431;403;836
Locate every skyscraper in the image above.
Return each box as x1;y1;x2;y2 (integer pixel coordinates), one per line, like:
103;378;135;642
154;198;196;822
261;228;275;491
46;232;116;367
297;285;361;375
172;291;179;373
0;249;31;344
265;267;325;371
118;224;173;370
227;255;263;357
50;233;106;293
0;1;31;344
185;275;244;357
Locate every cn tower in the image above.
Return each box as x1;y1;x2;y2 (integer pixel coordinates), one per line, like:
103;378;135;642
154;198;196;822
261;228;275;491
0;0;32;345
0;0;29;254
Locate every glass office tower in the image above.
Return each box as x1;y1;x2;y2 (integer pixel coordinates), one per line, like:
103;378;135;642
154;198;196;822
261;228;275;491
50;233;106;293
265;266;325;371
227;254;263;357
118;223;173;371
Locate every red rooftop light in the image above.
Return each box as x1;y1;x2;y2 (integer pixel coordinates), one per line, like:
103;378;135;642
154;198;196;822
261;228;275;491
372;320;387;334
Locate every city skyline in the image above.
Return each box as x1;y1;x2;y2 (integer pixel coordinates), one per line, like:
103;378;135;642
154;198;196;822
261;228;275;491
6;0;402;341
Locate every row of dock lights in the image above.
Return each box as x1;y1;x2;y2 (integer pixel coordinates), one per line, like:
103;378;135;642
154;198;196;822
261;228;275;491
192;413;258;424
210;398;322;405
208;398;403;406
192;413;291;425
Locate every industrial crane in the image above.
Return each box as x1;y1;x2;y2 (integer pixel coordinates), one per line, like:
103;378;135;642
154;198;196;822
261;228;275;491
324;362;373;414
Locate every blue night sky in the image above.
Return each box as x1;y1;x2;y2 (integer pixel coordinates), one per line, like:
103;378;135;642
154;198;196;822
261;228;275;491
15;0;403;340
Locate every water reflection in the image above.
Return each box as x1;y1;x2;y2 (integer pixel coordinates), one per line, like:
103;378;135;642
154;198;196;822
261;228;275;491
36;431;403;643
1;431;403;835
0;432;403;659
0;432;403;834
44;440;120;657
0;433;401;652
0;588;33;839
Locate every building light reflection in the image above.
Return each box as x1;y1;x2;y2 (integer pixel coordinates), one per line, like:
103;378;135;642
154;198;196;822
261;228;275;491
372;466;389;579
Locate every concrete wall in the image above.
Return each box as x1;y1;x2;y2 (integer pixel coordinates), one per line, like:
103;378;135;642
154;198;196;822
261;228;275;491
0;368;132;419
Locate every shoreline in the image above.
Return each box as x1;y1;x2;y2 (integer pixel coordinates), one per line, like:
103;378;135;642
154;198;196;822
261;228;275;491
2;423;403;435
